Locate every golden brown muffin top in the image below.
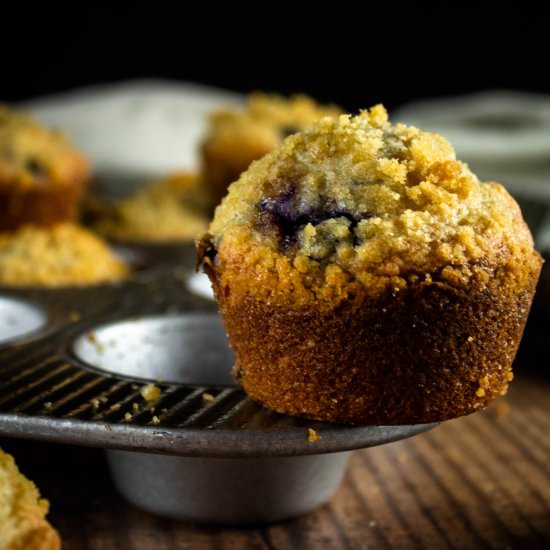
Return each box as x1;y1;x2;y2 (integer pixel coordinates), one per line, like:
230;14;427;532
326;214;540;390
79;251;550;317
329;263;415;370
89;172;209;243
0;448;61;550
205;106;540;302
204;93;341;151
0;223;128;287
0;105;89;190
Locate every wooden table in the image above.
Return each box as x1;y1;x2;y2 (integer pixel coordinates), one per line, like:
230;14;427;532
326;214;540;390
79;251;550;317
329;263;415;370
2;326;550;549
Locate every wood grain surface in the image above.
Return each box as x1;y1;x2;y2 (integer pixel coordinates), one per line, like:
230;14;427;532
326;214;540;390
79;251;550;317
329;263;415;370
2;329;550;549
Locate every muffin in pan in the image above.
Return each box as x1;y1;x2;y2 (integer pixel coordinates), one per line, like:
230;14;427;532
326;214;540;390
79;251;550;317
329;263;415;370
198;105;542;425
0;448;61;550
0;105;90;231
87;172;208;243
0;223;128;288
201;93;341;210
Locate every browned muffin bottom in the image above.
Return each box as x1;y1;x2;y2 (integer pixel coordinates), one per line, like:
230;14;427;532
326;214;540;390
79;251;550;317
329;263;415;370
200;93;341;210
199;106;542;425
0;105;89;231
202;256;535;424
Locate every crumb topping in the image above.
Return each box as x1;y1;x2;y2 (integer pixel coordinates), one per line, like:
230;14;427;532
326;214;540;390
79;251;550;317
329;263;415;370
90;172;208;242
0;448;60;549
205;105;540;301
0;224;128;287
0;105;89;189
206;93;341;149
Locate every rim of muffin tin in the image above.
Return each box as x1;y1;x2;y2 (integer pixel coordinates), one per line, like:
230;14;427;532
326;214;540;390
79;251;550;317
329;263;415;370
0;246;437;458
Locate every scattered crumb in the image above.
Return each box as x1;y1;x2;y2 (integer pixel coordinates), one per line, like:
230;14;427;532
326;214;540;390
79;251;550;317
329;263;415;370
124;412;132;421
478;375;490;388
104;424;112;432
86;332;105;353
68;311;81;322
151;416;160;425
90;398;100;409
494;401;510;418
308;428;321;443
132;402;140;412
202;392;215;403
476;387;486;398
140;384;161;402
43;402;52;410
467;336;474;343
397;452;408;464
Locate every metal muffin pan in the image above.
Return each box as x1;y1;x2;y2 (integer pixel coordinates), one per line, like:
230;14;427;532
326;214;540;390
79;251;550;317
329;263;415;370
0;244;436;523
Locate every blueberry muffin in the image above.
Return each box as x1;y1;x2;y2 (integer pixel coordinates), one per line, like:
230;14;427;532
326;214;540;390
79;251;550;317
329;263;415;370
0;448;61;550
198;105;542;425
0;105;89;231
88;172;208;243
201;93;341;210
0;224;128;287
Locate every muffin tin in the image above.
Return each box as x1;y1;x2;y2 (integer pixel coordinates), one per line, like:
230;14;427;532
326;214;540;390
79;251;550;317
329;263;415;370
0;243;436;523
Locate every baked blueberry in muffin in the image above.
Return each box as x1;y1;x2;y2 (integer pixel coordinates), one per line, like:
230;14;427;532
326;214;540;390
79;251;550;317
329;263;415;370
198;105;542;425
0;105;89;231
200;93;341;210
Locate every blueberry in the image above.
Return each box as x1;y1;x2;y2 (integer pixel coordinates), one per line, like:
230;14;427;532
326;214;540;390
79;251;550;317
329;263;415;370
257;187;373;251
280;126;300;139
24;158;45;177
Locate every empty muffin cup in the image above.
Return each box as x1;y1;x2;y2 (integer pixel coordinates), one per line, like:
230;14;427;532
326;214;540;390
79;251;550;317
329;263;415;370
70;312;434;524
0;295;46;346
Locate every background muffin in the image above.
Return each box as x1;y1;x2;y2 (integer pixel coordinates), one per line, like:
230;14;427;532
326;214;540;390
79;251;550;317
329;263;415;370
200;93;341;210
199;105;542;425
87;172;208;243
0;223;128;287
0;448;60;550
0;105;89;231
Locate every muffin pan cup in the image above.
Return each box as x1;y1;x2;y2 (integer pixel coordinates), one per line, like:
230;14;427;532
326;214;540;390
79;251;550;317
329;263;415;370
0;244;436;524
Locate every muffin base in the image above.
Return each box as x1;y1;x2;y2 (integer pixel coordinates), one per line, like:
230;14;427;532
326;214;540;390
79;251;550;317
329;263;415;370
205;259;540;425
0;182;86;231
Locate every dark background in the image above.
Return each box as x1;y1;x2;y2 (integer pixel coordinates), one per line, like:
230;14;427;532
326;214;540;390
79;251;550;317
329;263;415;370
2;16;548;110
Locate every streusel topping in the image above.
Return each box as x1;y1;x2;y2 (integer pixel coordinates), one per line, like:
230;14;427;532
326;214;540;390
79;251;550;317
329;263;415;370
209;105;536;292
